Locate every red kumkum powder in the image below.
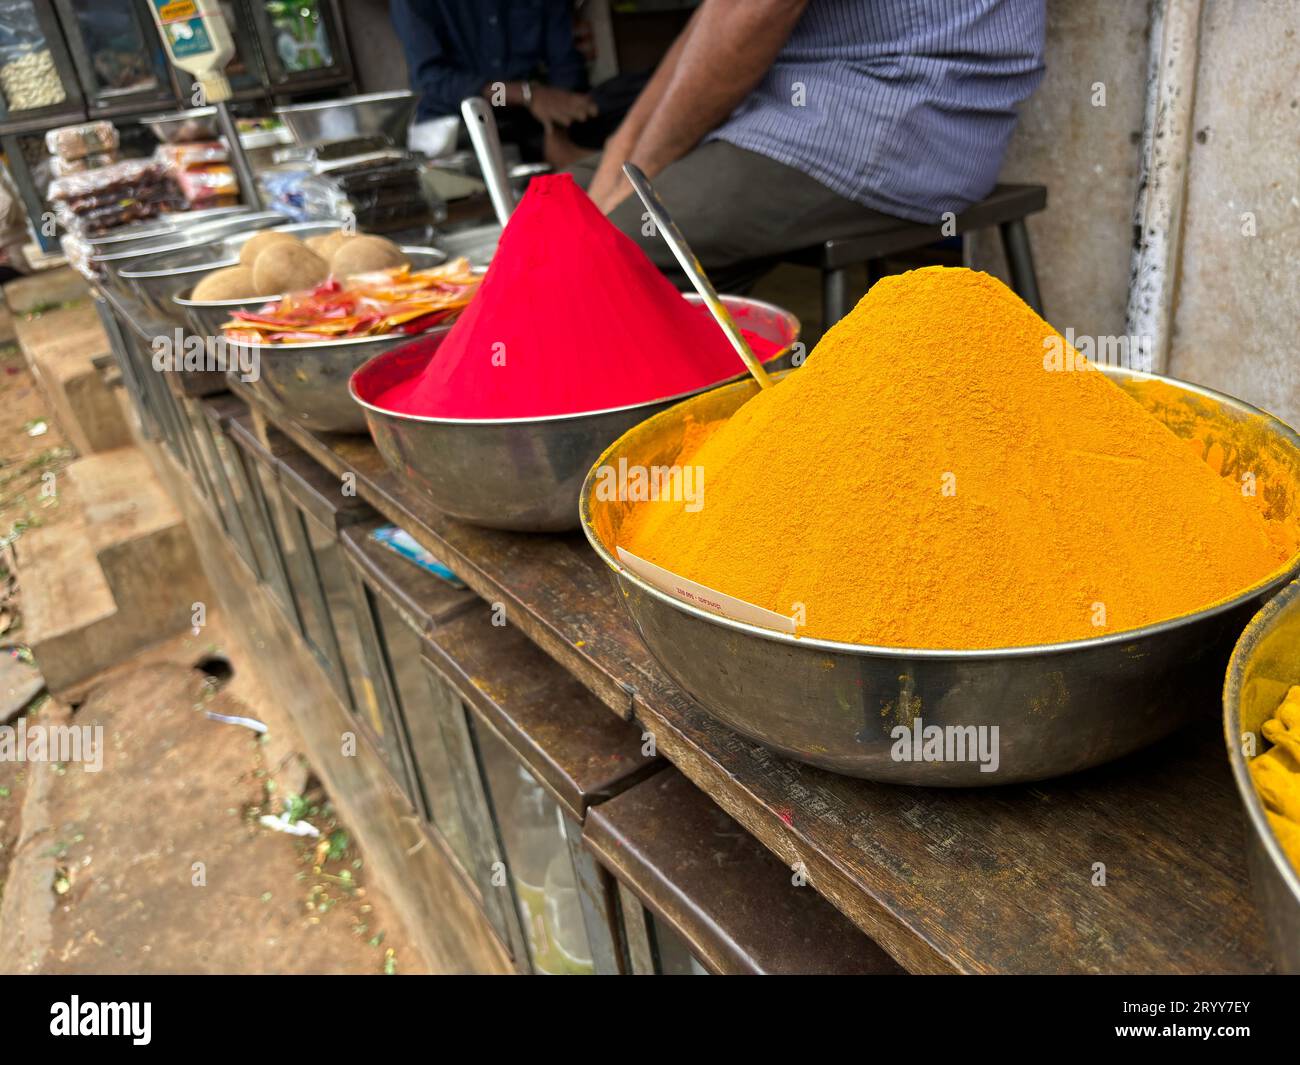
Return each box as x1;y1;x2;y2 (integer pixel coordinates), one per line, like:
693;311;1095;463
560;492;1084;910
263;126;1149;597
374;173;779;419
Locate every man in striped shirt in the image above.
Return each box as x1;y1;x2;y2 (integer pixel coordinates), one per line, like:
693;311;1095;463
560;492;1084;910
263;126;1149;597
576;0;1046;290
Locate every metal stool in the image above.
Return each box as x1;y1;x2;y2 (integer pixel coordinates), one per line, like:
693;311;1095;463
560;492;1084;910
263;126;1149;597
784;183;1047;327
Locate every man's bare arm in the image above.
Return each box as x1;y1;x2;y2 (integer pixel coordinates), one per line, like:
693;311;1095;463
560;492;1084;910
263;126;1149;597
591;0;810;212
586;8;698;207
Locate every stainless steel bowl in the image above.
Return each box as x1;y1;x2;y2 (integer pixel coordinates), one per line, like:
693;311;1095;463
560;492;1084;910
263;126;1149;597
1225;578;1300;973
581;367;1300;785
350;295;801;532
435;223;500;270
228;328;455;434
124;221;349;323
173;245;449;336
139;106;220;144
275;91;417;147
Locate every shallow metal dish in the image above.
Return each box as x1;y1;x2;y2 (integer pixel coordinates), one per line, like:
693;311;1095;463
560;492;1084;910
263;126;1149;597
83;206;253;249
350;295;800;532
91;210;285;290
173;245;449;336
581;367;1300;785
1225;578;1300;973
139;106;220;144
275;91;416;147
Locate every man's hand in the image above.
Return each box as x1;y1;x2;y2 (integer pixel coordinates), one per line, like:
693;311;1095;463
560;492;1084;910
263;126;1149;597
528;85;598;127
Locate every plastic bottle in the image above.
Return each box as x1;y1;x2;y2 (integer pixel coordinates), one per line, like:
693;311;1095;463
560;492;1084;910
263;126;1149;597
145;0;236;104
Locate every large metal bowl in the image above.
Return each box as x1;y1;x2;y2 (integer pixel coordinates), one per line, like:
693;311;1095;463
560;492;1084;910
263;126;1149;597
228;328;455;434
581;367;1300;785
349;295;801;532
173;244;449;336
1224;578;1300;973
124;221;350;323
435;223;500;270
275;91;417;147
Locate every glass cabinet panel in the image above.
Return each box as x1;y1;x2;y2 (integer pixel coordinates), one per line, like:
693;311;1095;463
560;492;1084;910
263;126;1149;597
369;594;471;867
260;1;334;73
0;1;69;112
61;0;166;102
649;913;708;975
475;724;595;976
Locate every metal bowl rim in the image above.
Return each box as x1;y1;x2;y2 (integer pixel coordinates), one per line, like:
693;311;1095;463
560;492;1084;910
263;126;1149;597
85;206;251;247
347;293;801;427
1223;577;1300;904
122;254;240;281
90;211;286;264
137;106;218;123
170;244;446;307
274;90;413;116
579;363;1300;659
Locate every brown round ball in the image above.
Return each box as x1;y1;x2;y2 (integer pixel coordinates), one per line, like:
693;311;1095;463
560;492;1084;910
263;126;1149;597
192;265;260;301
239;230;300;267
251;242;330;295
330;235;409;278
307;230;356;258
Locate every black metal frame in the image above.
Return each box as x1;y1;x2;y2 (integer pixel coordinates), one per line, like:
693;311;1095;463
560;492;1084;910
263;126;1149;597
51;0;177;118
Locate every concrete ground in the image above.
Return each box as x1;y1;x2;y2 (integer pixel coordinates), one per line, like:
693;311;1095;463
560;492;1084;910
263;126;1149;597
0;307;428;975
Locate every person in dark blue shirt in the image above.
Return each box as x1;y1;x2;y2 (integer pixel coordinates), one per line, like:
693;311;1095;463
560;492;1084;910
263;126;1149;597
391;0;604;163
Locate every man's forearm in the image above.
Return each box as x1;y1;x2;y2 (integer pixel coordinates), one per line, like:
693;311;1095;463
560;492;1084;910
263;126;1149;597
604;7;699;153
626;0;809;175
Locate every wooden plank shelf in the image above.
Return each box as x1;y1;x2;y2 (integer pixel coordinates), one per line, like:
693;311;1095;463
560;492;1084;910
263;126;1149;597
585;768;904;975
217;384;1272;975
425;605;661;823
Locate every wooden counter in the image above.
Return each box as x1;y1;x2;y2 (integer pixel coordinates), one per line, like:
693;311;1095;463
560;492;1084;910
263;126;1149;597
224;381;1271;974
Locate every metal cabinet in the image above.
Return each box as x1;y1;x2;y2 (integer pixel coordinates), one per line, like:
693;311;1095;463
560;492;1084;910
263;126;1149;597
52;0;175;117
423;606;661;975
0;0;84;133
584;769;906;975
225;415;298;615
336;521;475;820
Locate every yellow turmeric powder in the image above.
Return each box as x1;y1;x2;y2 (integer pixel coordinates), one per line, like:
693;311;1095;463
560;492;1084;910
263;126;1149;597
621;267;1299;648
1250;686;1300;874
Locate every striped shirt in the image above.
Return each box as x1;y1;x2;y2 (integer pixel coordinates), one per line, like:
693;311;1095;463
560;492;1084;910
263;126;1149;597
708;0;1046;223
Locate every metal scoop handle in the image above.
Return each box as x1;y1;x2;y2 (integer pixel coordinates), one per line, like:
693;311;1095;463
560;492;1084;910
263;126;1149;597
623;162;772;389
461;96;516;228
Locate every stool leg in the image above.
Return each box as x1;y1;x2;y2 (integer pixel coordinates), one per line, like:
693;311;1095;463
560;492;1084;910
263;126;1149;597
822;267;850;330
999;219;1044;317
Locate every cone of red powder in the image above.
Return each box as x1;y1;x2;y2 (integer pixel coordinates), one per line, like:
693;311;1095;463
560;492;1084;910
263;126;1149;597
373;173;780;420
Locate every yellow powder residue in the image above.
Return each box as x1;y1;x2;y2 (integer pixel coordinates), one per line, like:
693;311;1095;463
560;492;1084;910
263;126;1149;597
1250;685;1300;875
621;267;1298;648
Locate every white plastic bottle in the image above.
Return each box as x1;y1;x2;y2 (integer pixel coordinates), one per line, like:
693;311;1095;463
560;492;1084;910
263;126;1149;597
146;0;236;104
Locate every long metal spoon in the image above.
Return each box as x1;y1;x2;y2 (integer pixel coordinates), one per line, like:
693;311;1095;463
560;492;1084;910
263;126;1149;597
623;162;772;389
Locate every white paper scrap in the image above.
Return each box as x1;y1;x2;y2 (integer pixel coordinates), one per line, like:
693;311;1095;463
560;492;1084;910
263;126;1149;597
616;546;797;634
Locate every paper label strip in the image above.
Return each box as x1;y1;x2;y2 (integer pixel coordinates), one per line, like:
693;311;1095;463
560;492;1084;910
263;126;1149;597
616;546;797;634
